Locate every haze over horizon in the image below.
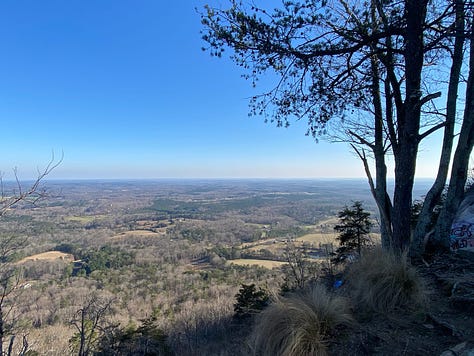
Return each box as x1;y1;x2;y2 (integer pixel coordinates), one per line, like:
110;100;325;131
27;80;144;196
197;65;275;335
0;1;441;181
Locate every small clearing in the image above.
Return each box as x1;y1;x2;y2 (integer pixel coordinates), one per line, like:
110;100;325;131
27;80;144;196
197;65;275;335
66;215;106;223
296;232;338;245
18;251;74;264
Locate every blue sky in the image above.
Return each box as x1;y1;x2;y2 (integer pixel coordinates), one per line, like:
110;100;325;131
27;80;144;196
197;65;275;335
0;1;440;180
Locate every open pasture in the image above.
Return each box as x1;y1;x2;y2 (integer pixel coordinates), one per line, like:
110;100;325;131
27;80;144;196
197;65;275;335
18;251;74;263
229;258;287;269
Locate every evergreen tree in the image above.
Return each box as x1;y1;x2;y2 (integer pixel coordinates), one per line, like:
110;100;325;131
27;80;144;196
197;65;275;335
333;201;372;263
233;284;269;319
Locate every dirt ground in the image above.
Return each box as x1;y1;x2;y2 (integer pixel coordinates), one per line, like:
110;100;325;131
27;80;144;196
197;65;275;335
329;251;474;355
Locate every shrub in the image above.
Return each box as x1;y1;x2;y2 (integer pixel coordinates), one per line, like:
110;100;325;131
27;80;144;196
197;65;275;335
252;284;353;356
345;248;426;313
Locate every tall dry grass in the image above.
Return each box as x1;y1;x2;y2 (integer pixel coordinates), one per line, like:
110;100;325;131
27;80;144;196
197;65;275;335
346;247;426;313
252;284;353;356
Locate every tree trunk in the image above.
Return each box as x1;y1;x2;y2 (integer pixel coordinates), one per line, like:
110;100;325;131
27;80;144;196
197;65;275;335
0;307;3;356
410;0;465;259
371;56;393;249
369;144;392;250
392;145;418;250
79;309;86;356
391;0;427;251
434;23;474;249
7;335;15;356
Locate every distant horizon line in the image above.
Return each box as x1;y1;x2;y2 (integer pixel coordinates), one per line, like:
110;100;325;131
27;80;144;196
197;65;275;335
40;176;436;182
3;176;437;183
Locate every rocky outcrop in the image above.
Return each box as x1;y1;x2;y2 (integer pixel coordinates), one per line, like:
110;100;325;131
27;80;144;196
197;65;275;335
450;189;474;251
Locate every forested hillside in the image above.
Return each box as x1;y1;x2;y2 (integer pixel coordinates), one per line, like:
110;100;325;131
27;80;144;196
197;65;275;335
0;179;384;354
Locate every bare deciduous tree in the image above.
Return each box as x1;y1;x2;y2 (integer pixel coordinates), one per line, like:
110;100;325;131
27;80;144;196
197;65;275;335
70;294;115;356
281;242;319;291
0;154;61;355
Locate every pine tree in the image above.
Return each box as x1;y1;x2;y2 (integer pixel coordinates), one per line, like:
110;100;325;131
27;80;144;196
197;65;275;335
333;201;372;263
233;284;269;319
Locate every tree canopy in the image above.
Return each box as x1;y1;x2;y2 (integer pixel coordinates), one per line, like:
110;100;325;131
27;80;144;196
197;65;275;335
201;0;474;256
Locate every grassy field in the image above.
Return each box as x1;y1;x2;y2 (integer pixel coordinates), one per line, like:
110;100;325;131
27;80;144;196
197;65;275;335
296;232;338;245
241;231;339;254
65;215;107;223
317;217;340;226
18;251;74;263
229;259;287;269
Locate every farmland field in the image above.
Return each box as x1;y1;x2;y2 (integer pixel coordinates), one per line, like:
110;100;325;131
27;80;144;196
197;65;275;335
296;232;338;244
229;259;287;268
18;251;74;263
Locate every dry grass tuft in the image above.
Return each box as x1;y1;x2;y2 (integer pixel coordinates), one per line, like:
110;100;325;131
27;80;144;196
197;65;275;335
346;247;426;313
252;284;353;356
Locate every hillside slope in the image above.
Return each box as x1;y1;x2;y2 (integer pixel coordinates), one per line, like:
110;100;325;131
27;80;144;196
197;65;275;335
329;251;474;355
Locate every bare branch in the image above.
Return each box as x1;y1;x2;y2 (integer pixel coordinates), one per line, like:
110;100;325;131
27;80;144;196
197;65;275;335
417;91;442;109
419;122;447;141
350;144;377;204
348;130;375;149
0;153;62;217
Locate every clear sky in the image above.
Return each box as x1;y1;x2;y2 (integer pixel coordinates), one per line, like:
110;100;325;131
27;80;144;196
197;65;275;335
0;1;440;180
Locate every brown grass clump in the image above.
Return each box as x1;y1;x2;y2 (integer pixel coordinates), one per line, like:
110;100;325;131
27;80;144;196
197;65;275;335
252;284;353;356
346;247;426;313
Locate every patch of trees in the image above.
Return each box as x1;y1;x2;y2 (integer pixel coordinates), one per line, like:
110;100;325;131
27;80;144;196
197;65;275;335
150;198;202;219
211;246;242;260
96;315;172;355
54;242;77;255
73;246;135;275
180;227;215;242
239;248;282;262
280;204;326;225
